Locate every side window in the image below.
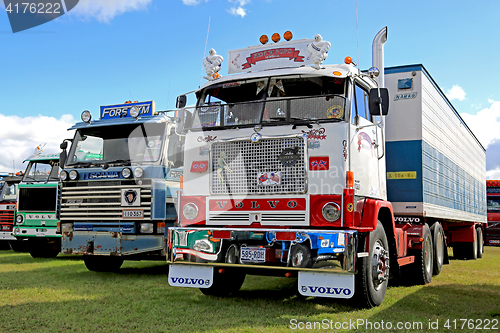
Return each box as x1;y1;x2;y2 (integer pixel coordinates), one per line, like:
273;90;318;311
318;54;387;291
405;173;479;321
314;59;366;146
351;83;370;123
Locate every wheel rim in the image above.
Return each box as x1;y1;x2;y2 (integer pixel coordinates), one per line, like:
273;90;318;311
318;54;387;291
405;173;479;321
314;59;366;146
371;240;390;291
424;236;432;274
436;230;444;267
292;250;304;267
225;245;239;264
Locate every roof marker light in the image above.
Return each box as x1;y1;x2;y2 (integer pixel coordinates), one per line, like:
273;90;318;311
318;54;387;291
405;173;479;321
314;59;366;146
284;31;293;41
81;110;91;123
272;33;280;43
260;35;269;44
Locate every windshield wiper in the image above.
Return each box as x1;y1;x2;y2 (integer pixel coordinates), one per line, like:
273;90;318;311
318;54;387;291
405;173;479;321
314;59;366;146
66;161;94;168
104;159;131;166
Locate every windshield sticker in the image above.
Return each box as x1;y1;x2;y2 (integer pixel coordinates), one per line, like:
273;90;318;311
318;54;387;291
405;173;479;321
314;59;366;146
222;82;242;88
256;81;266;95
326;105;343;119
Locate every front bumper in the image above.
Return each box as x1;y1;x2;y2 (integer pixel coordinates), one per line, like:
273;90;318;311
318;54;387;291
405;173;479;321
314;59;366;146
13;227;60;238
62;231;164;256
0;230;16;241
167;227;358;273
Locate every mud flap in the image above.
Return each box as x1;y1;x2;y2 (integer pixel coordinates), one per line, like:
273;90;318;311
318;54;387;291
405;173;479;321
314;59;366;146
168;265;214;288
298;271;355;298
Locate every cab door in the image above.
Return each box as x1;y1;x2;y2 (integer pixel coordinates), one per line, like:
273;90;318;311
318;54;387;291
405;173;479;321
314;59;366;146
349;80;382;199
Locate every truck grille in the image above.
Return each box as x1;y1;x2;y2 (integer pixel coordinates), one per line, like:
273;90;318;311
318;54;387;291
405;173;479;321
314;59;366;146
211;136;306;194
61;180;151;222
0;210;14;224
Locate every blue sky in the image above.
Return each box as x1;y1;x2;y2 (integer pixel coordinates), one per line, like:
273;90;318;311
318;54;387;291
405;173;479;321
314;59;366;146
0;0;499;177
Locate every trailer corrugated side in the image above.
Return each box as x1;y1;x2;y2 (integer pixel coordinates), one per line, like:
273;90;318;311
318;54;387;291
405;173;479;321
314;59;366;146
384;64;486;223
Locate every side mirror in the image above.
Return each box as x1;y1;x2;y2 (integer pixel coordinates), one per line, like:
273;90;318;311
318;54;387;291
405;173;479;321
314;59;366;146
59;140;69;167
60;141;68;150
176;95;187;109
369;88;389;116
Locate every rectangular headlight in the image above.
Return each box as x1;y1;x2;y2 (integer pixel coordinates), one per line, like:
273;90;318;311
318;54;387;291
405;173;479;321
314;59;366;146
140;223;154;234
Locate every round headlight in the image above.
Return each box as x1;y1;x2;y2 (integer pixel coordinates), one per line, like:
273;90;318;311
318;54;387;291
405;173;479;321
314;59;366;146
322;202;341;222
130;106;140;118
134;167;144;178
122;167;132;179
16;214;24;224
183;202;199;220
81;110;92;123
60;170;69;181
69;170;79;180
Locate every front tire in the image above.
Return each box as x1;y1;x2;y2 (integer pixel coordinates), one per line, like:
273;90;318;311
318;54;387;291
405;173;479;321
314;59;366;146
199;268;245;297
83;256;124;272
476;227;483;259
353;221;390;308
29;238;60;258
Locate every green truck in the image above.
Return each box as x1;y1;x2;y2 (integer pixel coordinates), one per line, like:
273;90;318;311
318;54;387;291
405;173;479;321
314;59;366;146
13;153;61;258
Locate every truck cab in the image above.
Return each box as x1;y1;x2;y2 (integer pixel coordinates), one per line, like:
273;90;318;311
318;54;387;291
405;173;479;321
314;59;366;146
0;176;22;250
13;154;61;258
59;101;183;271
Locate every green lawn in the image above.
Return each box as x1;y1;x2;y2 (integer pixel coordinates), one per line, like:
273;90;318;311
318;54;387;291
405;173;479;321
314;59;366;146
1;247;499;332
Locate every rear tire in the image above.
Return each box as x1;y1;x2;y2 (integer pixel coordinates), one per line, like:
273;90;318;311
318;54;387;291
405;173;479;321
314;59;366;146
413;224;433;285
430;223;444;275
476;227;483;259
353;221;390;308
83;256;124;272
199;268;245;297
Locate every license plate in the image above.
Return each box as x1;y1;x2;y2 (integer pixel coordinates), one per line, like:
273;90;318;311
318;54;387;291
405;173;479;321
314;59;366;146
122;209;144;219
240;247;266;263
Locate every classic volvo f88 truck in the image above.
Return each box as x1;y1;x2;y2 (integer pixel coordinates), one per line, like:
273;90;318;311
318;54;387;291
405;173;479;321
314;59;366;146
14;153;61;258
167;28;486;307
59;101;182;271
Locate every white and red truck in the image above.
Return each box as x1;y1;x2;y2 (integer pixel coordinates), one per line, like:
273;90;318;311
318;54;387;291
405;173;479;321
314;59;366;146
166;27;486;307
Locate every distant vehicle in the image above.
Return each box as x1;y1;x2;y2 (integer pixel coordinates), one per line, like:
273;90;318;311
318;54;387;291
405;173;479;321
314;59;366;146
485;180;500;246
58;101;183;271
0;176;22;250
13;153;61;258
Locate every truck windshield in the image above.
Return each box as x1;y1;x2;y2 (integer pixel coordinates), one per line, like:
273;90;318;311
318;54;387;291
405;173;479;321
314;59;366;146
0;182;17;201
66;122;167;166
487;197;500;212
189;75;346;130
22;161;59;182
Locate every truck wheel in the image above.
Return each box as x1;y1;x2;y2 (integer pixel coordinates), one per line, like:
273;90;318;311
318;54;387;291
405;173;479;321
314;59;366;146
476;227;483;259
199;268;246;297
430;223;444;275
83;256;124;272
9;240;29;252
225;244;240;264
413;224;433;285
289;243;313;268
0;241;11;250
353;221;389;308
29;238;60;258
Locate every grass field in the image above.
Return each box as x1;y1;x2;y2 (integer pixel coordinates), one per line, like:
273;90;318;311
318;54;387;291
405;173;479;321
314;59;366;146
0;247;499;333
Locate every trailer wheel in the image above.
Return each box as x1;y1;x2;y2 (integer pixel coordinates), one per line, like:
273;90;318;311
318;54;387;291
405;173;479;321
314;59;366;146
199;268;245;297
476;227;483;259
414;224;433;284
83;256;124;272
353;221;389;308
289;243;313;268
430;223;444;275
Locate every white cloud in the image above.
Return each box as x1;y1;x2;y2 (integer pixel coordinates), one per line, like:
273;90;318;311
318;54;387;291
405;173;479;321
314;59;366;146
461;100;500;149
445;85;466;101
228;0;249;17
0;114;75;174
487;169;500;180
228;7;247;17
70;0;153;23
182;0;204;5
